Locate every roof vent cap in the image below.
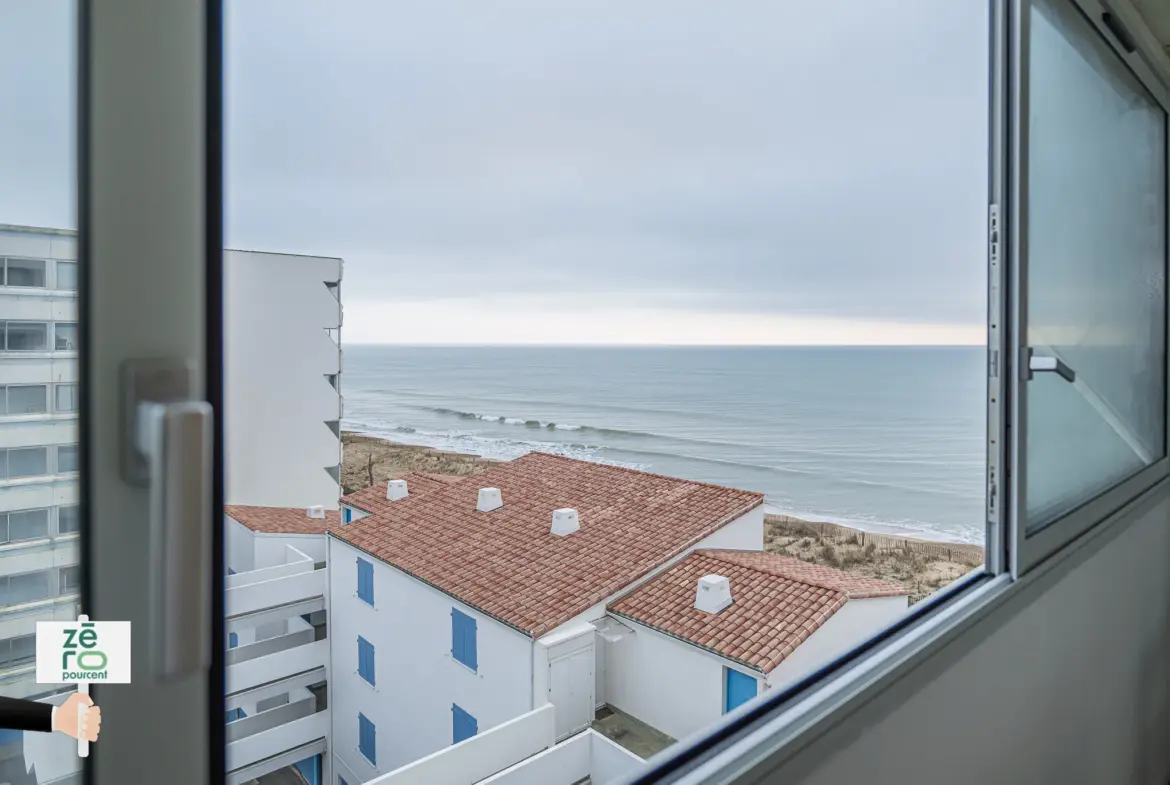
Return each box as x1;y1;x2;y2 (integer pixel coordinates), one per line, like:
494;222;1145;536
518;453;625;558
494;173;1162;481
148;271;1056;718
306;505;326;520
695;574;732;614
477;488;503;512
387;479;408;501
551;508;580;536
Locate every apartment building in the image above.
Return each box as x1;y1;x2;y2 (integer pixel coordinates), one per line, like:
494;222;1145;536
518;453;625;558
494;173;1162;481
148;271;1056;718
0;225;82;784
224;249;343;510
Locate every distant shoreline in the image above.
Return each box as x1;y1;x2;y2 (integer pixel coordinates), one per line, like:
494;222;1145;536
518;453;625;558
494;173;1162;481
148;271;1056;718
341;429;984;604
341;429;980;547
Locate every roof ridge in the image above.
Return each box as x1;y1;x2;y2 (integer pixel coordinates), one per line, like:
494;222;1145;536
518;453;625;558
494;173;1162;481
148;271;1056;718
522;452;766;499
695;548;909;598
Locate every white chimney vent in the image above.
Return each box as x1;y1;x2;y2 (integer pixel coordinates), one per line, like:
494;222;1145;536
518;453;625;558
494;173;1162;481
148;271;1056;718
695;574;732;614
306;505;326;520
477;488;503;512
551;508;580;536
386;479;408;501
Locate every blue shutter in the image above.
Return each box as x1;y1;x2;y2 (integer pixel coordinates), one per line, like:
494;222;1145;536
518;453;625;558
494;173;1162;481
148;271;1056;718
358;636;375;686
359;713;376;765
452;703;478;744
451;609;477;670
357;558;373;605
229;631;238;649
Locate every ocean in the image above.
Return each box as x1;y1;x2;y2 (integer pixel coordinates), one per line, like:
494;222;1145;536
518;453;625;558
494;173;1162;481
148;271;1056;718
341;345;987;544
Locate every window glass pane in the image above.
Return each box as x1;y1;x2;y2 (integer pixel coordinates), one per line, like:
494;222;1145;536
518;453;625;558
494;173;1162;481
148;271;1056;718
59;566;79;594
4;322;47;351
1025;0;1167;530
1;635;36;667
7;447;47;479
56;444;77;473
54;322;77;351
57;504;79;534
54;383;77;412
8;509;47;542
55;261;77;290
4;258;45;288
7;572;49;605
6;385;46;415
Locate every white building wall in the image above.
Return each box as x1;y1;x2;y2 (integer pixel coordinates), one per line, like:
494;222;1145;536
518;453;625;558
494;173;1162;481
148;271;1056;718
224;249;343;510
226;517;257;574
694;507;765;551
328;536;534;778
605;619;752;742
765;595;908;691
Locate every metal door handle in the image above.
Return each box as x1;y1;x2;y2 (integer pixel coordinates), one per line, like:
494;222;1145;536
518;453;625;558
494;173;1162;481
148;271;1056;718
121;359;212;682
1027;350;1076;383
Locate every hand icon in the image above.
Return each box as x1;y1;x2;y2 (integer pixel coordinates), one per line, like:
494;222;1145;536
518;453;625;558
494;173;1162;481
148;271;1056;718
53;693;100;743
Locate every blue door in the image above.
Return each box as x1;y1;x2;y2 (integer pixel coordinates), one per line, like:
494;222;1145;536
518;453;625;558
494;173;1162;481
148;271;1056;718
724;668;758;713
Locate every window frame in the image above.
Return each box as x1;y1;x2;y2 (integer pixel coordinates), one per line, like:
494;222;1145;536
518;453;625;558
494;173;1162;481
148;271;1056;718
55;260;78;291
54;321;79;352
56;444;79;475
631;1;1170;783
3;257;48;288
54;383;78;414
1007;0;1170;577
2;446;50;480
2;384;49;417
4;507;50;544
1;321;49;352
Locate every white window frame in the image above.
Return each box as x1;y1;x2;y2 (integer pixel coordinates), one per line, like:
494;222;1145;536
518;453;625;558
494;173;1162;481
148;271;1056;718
640;2;1170;782
1;445;51;481
2;257;48;289
1;321;49;352
0;384;50;417
54;259;79;291
54;382;79;414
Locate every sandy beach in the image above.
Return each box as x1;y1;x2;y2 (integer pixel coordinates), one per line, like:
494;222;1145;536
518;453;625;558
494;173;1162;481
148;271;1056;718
342;430;984;604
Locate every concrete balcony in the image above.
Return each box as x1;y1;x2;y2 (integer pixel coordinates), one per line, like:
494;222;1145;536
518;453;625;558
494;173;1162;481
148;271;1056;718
227;703;328;785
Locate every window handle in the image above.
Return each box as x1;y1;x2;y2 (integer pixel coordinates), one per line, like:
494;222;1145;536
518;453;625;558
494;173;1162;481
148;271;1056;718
1027;350;1076;383
121;359;213;682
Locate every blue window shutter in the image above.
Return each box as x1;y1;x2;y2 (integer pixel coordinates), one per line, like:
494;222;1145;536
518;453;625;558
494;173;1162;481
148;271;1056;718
359;713;376;765
465;615;477;671
357;558;373;605
450;609;461;662
358;636;375;686
452;703;478;744
229;631;238;649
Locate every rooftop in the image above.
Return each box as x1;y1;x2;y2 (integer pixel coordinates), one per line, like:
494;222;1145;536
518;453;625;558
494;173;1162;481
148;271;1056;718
225;505;341;536
333;453;764;637
343;472;467;515
608;549;908;674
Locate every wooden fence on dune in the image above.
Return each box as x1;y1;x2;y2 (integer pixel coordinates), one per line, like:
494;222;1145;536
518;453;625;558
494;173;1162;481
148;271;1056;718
765;515;985;566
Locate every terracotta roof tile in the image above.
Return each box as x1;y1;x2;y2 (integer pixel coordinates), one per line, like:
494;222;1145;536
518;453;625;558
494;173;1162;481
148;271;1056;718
226;505;341;536
608;550;905;673
331;453;764;637
343;472;468;515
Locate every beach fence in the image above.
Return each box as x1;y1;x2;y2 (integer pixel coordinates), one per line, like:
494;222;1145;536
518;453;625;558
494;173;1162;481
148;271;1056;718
765;515;985;566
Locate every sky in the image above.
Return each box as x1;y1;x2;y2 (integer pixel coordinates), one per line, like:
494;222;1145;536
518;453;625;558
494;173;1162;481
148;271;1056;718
0;0;989;345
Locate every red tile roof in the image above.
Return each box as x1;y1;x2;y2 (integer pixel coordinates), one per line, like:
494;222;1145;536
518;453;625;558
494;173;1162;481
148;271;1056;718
226;505;341;536
331;453;764;637
343;472;468;515
608;549;908;673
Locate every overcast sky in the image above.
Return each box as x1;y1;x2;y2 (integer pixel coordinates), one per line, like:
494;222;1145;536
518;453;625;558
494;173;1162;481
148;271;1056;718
0;0;988;345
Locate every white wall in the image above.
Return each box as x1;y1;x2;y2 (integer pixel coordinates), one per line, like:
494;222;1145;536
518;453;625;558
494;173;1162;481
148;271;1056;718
695;507;765;552
606;619;760;742
226;517;256;573
253;532;326;568
328;537;535;778
224;249;342;510
770;495;1170;785
766;596;907;691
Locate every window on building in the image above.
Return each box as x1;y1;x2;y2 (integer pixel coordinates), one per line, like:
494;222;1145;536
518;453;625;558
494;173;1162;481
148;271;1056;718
5;509;49;543
5;447;48;479
356;558;373;605
4;258;46;288
358;713;376;766
55;383;78;413
451;608;477;671
342;506;352;524
0;634;37;668
58;505;79;535
724;668;758;714
0;570;51;606
59;566;80;595
55;261;78;290
54;322;78;351
57;444;78;474
4;385;48;415
357;636;375;686
338;778;348;785
3;322;48;351
452;704;478;744
229;631;238;649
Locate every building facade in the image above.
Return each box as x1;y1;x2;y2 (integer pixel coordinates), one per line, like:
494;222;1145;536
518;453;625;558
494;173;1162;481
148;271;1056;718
224;249;343;510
